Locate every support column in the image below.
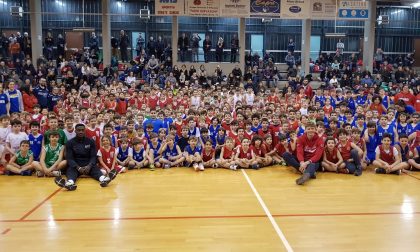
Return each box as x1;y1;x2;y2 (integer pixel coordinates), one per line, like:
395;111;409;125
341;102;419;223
102;0;111;67
29;0;42;68
363;0;376;73
239;18;246;72
301;19;311;77
172;16;178;64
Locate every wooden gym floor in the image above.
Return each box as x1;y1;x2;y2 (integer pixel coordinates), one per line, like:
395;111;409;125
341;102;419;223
0;166;419;251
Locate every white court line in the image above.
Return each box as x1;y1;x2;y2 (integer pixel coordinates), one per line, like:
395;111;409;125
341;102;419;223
241;169;294;252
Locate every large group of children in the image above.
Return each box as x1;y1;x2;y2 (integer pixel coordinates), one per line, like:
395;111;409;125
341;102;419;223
0;76;419;186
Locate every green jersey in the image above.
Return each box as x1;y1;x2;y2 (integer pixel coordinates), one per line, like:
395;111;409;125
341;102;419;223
16;150;33;166
44;129;67;146
44;143;63;167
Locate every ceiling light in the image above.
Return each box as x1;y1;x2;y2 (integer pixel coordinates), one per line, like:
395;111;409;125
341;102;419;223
413;2;420;8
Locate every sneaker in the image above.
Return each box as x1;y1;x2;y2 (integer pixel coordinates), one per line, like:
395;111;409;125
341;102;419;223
118;167;126;173
108;169;118;180
296;173;311;185
21;170;32;176
199;163;204;171
212;163;218;168
229;164;235;170
149;164;155;171
100;176;111;187
51;170;61;177
193;163;199;171
280;161;287;166
54;176;66;188
391;170;401;175
375;168;386;174
36;170;45;177
354;169;362;176
65;180;77;191
251;164;260;170
232;164;238;171
337;168;349;174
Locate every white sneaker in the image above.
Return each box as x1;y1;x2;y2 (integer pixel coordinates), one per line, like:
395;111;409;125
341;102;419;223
193;163;199;171
229;165;235;170
164;164;171;169
199;163;204;171
118;167;126;173
65;180;74;186
232;164;238;171
212;163;218;168
51;170;61;177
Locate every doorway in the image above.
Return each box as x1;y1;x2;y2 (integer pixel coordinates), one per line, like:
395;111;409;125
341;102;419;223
251;34;264;58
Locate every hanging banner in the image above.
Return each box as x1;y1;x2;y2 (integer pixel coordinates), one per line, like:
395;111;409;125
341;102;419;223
280;0;310;19
220;0;251;17
310;0;337;20
250;0;281;18
155;0;185;16
338;0;368;19
186;0;221;17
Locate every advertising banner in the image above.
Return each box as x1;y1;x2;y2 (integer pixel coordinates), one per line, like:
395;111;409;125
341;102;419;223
186;0;221;17
281;0;310;19
250;0;281;18
155;0;185;16
338;0;368;19
310;0;337;20
220;0;251;17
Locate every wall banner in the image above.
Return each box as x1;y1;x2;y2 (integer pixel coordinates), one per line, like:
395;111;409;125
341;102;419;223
310;0;337;20
155;0;185;16
220;0;250;17
186;0;221;17
250;0;281;18
281;0;310;19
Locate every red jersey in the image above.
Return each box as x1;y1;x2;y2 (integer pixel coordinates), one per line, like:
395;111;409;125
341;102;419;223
252;144;267;157
222;146;235;159
267;95;280;104
173;121;184;136
416;94;420;112
325;148;339;163
85;127;101;150
379;145;395;165
337;141;352;161
244;131;254;140
237;146;253;159
274;143;287;156
269;124;281;146
394;92;415;106
354;138;365;152
157;98;167;108
99;146;116;169
323;105;333;116
116;99;128;115
257;128;272;138
202;148;215;162
148;95;159;109
105;100;117;110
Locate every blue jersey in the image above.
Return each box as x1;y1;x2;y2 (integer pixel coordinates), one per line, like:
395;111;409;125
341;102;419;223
188;127;199;137
48;94;62;111
382;96;389;109
164;144;178;158
366;133;379;162
396;142;409;162
132;148;145;162
356;96;367;106
407;123;418;136
314;95;325;107
377;125;396;144
33;86;49;108
7;89;21;113
117;146;130;161
209;124;220;140
185;145;202;155
215;134;226;146
29;134;43;161
0;93;8;116
149;142;161;158
297;126;305;137
397;123;409;136
251;124;262;133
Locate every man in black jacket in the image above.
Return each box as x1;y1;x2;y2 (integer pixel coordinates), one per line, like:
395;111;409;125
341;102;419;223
177;33;189;62
203;35;212;63
55;124;117;191
119;30;130;62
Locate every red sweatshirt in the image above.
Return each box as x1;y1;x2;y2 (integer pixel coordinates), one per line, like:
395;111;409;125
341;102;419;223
394;92;415;107
296;133;324;163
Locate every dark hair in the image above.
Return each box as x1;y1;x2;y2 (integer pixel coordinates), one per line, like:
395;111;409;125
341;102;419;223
367;121;377;128
48;130;60;137
337;128;348;136
20;140;30;146
399;134;408;139
382;133;392;140
29;121;40;128
11;119;22;126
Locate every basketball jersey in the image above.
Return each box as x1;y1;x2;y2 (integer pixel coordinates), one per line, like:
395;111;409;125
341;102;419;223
237;146;253;160
337;141;352;161
16;150;33;166
222;146;234;159
252;145;266;157
397;123;408;136
99;147;116;169
132;147;145;162
202;148;215;162
396;142;409;162
355;138;365;152
85;127;101;150
44;143;63;167
377;125;395;144
117;146;130;161
163;144;178;158
149;142;161;158
325;148;339;163
28;134;43;161
379;145;395;165
185;145;201;156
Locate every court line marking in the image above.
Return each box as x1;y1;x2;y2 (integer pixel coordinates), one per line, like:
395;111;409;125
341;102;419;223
403;171;420;181
1;228;11;235
0;211;419;223
19;188;62;221
241;169;294;252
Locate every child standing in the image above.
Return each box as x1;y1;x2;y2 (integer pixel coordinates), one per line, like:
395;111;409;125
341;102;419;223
28;121;43;162
6;119;28;155
148;133;163;170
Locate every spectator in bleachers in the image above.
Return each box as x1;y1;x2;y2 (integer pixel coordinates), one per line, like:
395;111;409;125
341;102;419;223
285;51;295;69
374;48;384;71
191;33;201;63
230;34;239;63
287;38;295;53
216;36;224;62
178;33;189;62
119;30;130;63
56;34;65;60
203;35;212;63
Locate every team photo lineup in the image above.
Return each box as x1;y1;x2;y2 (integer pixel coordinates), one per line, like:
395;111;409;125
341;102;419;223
0;46;419;188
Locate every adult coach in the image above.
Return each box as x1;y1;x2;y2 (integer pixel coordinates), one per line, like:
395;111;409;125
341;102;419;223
282;122;325;185
54;124;117;191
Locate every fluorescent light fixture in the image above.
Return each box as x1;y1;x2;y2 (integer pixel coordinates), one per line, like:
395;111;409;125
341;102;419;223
72;27;95;32
413;2;420;8
0;0;7;5
325;33;346;37
55;0;65;7
391;9;403;15
117;1;122;7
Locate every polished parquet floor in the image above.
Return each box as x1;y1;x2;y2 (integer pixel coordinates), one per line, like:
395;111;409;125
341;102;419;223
0;166;419;252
